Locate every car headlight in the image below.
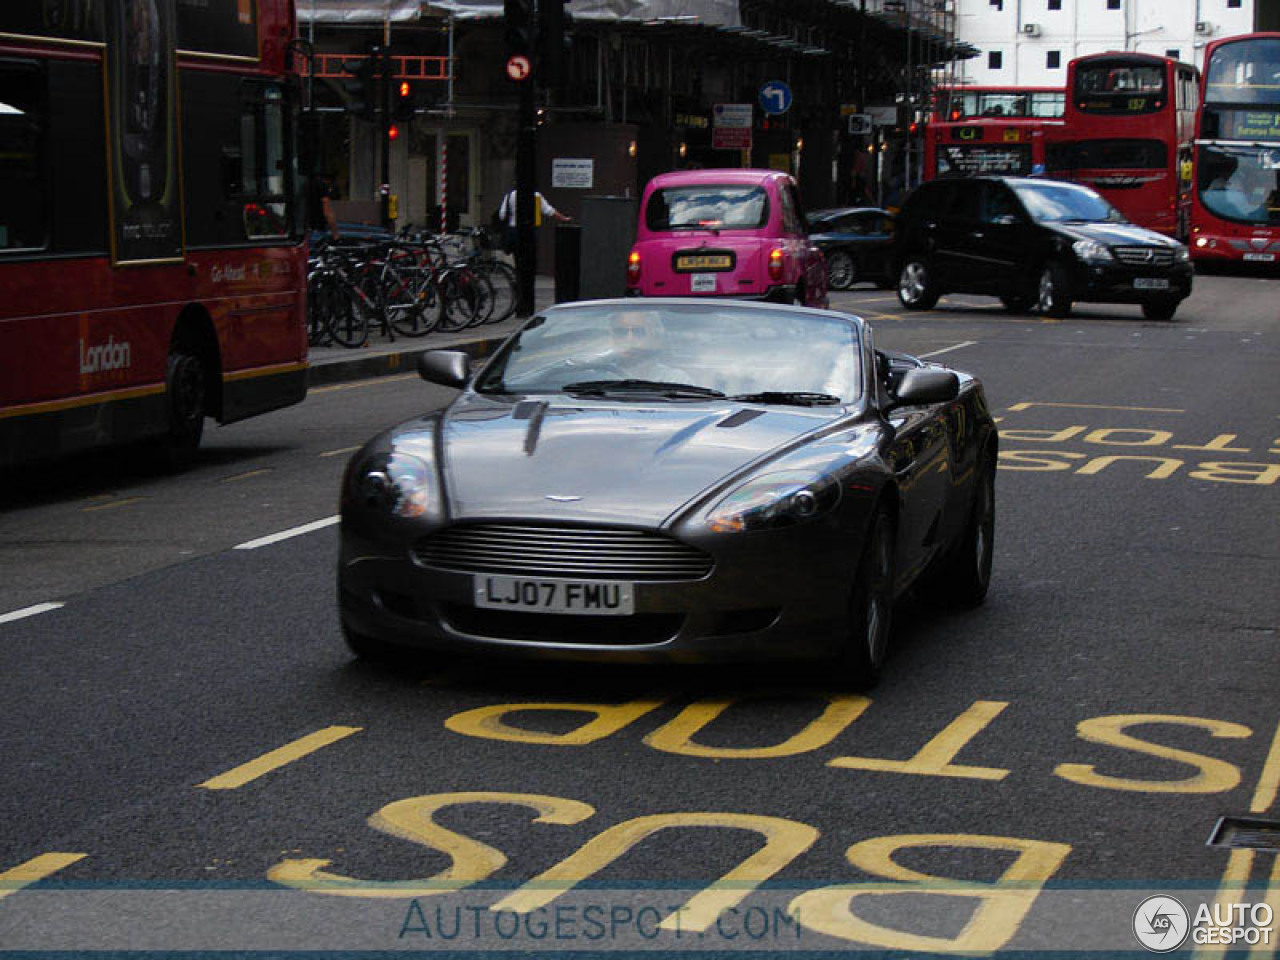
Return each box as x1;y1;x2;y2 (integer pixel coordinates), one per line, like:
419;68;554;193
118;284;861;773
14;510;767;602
1174;244;1191;262
706;470;841;533
1072;239;1114;262
352;451;432;518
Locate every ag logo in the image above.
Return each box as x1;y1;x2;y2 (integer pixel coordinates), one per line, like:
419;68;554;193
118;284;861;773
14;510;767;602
1133;895;1190;952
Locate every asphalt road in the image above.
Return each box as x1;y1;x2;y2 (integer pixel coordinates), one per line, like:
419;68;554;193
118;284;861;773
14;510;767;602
1;273;1277;956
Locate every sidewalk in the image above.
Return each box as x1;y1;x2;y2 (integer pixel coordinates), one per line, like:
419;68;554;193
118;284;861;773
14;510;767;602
306;276;557;387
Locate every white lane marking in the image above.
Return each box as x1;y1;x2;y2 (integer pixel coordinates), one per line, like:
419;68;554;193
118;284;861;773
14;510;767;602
234;516;340;551
0;602;65;625
918;340;979;359
319;445;363;459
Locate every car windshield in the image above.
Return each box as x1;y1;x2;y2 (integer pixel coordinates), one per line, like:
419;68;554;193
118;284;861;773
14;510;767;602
645;185;769;231
1010;181;1126;223
475;303;862;403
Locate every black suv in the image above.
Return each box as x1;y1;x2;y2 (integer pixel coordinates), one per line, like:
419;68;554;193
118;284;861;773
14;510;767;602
893;177;1194;321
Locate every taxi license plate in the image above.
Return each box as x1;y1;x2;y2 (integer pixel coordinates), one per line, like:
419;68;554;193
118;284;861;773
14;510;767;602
690;273;717;293
474;576;635;616
1133;278;1169;290
676;253;732;271
1243;253;1276;262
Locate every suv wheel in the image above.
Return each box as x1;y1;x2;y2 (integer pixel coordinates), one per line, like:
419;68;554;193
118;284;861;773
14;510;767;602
1000;294;1032;314
1141;298;1180;322
1035;261;1073;319
898;257;939;311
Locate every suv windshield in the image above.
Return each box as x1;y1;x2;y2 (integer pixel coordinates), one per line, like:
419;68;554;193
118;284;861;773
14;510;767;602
645;185;769;231
1010;181;1126;223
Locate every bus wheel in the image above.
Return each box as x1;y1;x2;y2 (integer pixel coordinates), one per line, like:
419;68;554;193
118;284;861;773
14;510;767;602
161;350;206;463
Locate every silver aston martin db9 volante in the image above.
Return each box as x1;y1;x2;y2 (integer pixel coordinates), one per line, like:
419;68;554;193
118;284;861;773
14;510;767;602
338;299;996;686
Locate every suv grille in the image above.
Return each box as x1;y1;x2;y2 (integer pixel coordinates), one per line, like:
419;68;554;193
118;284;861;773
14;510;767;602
1112;246;1174;267
413;524;714;581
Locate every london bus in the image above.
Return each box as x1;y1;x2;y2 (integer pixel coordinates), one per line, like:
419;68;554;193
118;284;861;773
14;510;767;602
924;86;1064;180
1051;52;1199;237
0;0;308;468
1189;33;1280;266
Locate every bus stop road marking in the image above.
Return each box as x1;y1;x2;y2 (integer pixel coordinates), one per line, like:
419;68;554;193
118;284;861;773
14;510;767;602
81;496;146;513
0;853;87;901
197;726;363;791
1008;402;1186;414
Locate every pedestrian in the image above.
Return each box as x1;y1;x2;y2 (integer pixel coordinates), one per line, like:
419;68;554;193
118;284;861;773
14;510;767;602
308;173;339;245
496;187;571;257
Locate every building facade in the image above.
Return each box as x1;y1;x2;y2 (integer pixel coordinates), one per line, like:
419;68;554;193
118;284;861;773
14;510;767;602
952;0;1260;85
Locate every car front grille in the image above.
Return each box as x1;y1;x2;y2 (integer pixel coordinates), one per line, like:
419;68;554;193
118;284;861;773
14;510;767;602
412;524;714;581
1112;246;1175;267
441;605;684;645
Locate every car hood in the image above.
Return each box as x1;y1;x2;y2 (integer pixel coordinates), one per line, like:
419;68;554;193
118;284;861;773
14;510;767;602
423;393;846;525
1049;221;1181;248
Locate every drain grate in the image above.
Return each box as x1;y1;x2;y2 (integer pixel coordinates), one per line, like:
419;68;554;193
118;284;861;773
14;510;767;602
1206;816;1280;852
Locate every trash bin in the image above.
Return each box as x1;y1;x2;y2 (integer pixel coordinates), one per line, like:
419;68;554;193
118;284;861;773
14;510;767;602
554;224;581;303
579;196;638;300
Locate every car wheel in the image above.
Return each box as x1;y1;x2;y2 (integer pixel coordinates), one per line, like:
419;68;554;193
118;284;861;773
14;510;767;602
1035;261;1073;319
826;251;856;290
999;294;1032;314
1141;298;1180;322
898;257;939;311
838;506;896;689
928;460;995;608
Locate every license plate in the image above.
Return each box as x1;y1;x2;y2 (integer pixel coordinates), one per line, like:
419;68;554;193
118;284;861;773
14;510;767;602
1133;278;1169;290
474;576;635;616
690;273;717;293
676;253;732;271
1243;253;1276;262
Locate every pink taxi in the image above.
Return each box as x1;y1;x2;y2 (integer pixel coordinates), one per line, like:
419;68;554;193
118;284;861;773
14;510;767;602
626;169;828;307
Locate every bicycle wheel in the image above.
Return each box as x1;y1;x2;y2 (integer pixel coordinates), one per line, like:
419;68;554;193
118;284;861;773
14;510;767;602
390;272;444;338
307;273;334;346
476;259;516;324
438;267;481;332
327;280;371;348
466;269;495;329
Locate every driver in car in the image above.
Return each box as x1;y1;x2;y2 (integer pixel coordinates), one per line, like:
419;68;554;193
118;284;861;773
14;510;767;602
608;310;695;383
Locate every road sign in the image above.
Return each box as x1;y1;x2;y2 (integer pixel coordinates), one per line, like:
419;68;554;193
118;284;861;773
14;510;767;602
713;103;753;128
847;113;872;135
712;127;752;150
505;54;531;82
758;81;792;116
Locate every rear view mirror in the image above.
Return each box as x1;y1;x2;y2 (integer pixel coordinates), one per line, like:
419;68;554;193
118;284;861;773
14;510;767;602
893;368;959;407
418;350;470;389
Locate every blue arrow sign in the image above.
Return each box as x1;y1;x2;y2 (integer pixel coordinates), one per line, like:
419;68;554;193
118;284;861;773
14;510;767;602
759;81;793;116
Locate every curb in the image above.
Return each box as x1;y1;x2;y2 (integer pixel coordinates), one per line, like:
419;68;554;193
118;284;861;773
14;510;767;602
305;332;513;387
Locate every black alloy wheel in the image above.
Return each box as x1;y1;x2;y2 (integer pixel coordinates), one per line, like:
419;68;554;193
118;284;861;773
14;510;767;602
839;506;896;689
826;251;856;290
929;461;995;607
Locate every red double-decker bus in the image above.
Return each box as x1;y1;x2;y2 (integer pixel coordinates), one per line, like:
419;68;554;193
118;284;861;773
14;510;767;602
0;0;308;468
924;86;1064;180
1052;52;1199;237
1189;33;1280;266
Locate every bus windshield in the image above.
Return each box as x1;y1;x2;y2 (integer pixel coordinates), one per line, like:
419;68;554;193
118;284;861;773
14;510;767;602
1197;143;1280;225
1074;62;1167;114
1205;37;1280;105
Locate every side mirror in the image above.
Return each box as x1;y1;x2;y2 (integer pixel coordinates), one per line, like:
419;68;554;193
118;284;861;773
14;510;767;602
893;368;959;407
993;213;1022;226
418;349;470;389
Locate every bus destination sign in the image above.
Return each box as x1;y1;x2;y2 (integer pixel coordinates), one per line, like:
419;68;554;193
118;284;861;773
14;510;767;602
1223;110;1280;141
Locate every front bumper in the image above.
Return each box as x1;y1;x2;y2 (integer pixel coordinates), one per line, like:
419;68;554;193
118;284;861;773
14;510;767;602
337;514;859;664
1071;261;1194;303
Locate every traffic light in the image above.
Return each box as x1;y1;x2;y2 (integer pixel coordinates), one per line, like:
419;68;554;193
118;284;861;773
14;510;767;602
342;55;378;120
504;0;534;61
394;79;415;121
537;0;570;88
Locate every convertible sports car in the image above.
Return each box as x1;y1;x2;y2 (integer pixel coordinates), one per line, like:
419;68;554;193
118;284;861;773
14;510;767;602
338;299;997;686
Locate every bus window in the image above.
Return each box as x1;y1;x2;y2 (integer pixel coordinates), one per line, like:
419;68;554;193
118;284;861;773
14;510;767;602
0;61;46;252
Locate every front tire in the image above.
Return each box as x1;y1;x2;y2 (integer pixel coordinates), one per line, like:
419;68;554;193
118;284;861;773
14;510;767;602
1000;294;1032;314
826;251;856;290
837;506;896;690
157;350;205;466
897;256;939;311
1141;297;1180;322
1035;261;1073;318
928;461;995;607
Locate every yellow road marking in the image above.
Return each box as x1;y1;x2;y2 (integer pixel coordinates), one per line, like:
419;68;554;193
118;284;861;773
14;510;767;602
81;496;145;513
1194;848;1256;958
0;853;87;900
220;468;274;484
198;726;363;790
311;373;418;395
1251;718;1280;813
829;701;1010;780
1007;401;1186;414
320;445;363;459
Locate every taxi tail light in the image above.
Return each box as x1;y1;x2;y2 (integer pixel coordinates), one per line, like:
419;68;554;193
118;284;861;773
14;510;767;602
767;247;784;282
627;250;641;285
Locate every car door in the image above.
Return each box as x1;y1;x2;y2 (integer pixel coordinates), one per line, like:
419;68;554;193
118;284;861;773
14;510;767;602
972;181;1034;294
933;181;988;289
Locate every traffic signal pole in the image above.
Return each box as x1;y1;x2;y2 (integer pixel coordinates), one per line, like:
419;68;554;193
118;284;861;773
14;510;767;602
380;49;393;230
515;66;536;317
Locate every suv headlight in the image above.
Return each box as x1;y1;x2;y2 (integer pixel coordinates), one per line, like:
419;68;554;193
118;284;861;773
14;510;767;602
1073;239;1114;262
352;451;433;518
706;470;841;533
1174;244;1191;262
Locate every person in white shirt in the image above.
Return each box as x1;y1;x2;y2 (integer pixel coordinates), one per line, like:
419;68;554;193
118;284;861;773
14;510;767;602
497;188;571;255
